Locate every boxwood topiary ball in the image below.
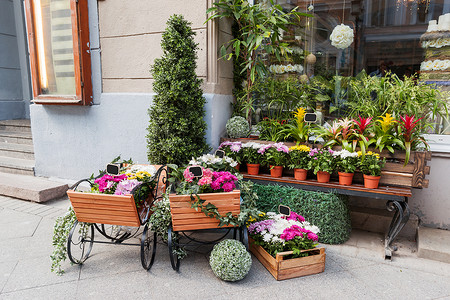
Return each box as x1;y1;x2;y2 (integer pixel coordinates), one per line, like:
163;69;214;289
209;239;252;281
226;116;250;138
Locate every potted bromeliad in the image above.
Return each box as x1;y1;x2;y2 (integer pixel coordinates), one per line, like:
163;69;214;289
258;142;290;178
333;149;359;186
242;142;263;175
358;151;386;189
308;148;336;183
288;145;311;180
247;211;325;280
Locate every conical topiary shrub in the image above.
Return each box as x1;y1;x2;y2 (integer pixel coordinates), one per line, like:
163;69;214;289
147;15;210;165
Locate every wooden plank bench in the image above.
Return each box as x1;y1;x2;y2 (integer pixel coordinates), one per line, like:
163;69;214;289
223;138;432;259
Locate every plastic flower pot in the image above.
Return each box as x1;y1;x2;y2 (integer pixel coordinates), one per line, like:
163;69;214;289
246;163;260;175
270;166;283;178
363;174;381;189
294;168;307;181
316;171;331;183
338;172;354;186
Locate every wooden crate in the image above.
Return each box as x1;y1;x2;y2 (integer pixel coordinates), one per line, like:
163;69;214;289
67;191;141;227
249;238;325;280
169;190;240;232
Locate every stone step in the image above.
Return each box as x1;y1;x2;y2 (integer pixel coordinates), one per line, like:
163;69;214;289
418;226;450;263
350;205;419;239
0;172;68;203
0;156;34;176
0;131;33;145
0;119;31;133
0;142;34;160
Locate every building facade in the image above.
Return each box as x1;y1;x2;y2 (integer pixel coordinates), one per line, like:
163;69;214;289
0;0;449;229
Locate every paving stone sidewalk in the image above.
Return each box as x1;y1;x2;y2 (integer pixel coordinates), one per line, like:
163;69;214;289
0;195;449;300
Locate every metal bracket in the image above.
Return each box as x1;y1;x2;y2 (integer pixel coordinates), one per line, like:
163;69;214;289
384;198;410;260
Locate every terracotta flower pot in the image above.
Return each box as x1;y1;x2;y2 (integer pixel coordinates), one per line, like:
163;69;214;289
294;168;308;181
338;172;354;186
316;171;331;183
234;163;240;171
363;174;381;189
270;165;283;178
246;163;260;175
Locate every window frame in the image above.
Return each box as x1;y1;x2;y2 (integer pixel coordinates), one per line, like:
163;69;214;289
24;0;92;105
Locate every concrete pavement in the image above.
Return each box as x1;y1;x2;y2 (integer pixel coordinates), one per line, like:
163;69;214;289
0;195;449;300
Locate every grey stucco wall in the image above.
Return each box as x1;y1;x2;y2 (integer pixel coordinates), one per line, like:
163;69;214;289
30;93;232;180
410;156;450;230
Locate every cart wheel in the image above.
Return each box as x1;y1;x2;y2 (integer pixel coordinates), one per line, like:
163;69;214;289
239;226;249;250
95;224;130;242
168;226;180;271
140;224;157;270
67;220;94;264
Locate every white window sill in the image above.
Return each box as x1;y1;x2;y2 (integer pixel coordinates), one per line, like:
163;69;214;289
424;134;450;155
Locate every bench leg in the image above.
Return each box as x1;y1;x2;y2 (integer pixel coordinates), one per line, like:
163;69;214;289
384;198;410;260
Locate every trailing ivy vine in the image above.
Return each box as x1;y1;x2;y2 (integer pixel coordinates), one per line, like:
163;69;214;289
50;207;91;275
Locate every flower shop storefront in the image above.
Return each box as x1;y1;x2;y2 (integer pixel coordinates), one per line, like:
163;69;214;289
214;0;450;232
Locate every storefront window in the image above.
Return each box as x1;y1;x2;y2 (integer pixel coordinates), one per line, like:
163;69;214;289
259;0;450;135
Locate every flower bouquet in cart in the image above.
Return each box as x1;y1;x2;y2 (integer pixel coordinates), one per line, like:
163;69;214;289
247;211;326;280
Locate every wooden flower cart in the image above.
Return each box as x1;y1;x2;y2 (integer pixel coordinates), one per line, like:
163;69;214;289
168;190;248;271
66;165;167;271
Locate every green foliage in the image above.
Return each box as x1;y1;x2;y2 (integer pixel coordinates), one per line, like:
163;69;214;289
252;183;351;244
51;207;90;275
253;76;311;120
257;118;287;142
226;116;250;138
147;15;210;165
148;188;187;259
345;72;448;122
209;239;252;281
206;0;311;124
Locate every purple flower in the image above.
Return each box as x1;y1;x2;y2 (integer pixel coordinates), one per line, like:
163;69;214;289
114;179;140;195
258;144;272;154
309;148;319;157
248;219;275;234
230;143;242;152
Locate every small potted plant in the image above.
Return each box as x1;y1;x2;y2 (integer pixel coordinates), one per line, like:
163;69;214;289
241;142;263;175
226;116;250;138
358;151;386;189
258;142;290;178
307;148;336;183
247;211;325;280
333;149;359;186
288;145;311;180
218;141;243;170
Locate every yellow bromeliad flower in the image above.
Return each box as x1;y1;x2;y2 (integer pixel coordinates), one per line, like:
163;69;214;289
377;113;396;132
294;107;306;124
289;144;311;152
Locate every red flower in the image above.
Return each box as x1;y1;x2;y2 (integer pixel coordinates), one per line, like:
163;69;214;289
353;116;373;135
398;114;423;142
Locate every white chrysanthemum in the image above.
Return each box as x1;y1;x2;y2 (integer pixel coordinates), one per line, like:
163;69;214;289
330;24;354;49
333;149;358;159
